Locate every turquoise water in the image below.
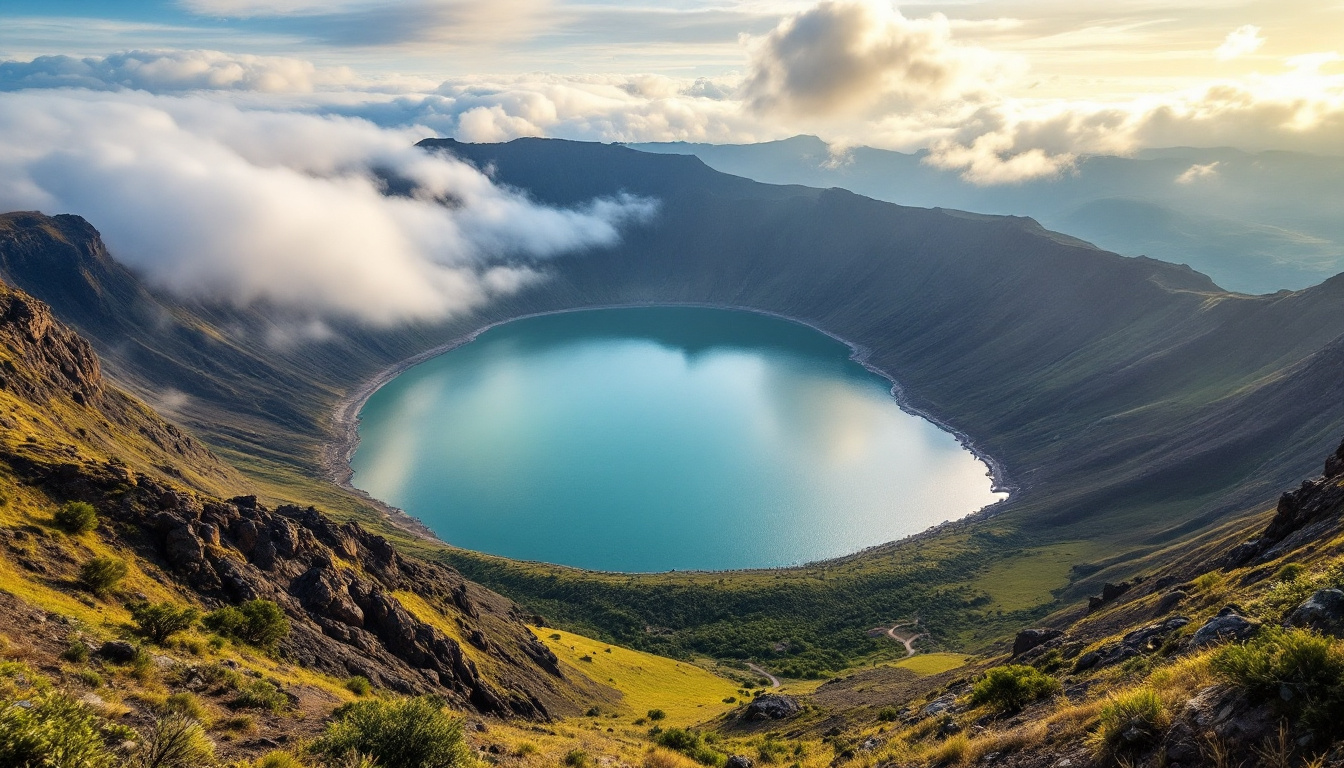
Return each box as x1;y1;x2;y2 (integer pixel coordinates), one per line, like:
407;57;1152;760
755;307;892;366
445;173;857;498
350;307;1005;572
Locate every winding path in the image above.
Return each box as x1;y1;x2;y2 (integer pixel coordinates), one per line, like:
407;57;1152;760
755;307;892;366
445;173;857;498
746;662;781;689
883;621;926;658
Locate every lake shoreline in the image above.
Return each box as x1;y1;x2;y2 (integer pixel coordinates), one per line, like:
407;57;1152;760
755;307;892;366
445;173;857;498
321;302;1017;565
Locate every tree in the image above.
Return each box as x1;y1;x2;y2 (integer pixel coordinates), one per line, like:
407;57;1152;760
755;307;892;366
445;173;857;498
203;599;289;648
130;602;201;645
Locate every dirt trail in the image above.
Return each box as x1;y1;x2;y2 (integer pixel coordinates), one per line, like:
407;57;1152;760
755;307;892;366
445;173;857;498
746;662;781;689
883;621;926;658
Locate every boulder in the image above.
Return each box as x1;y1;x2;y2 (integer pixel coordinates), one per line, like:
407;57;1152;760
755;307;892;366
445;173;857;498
922;693;956;717
97;640;137;663
726;756;753;768
1285;589;1344;637
745;694;801;720
1191;607;1258;648
1155;590;1187;615
1012;628;1063;657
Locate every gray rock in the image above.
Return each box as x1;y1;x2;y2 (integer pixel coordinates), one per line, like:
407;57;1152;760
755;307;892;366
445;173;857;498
922;693;957;717
744;694;801;720
725;755;754;768
1012;628;1062;656
1192;607;1258;648
96;640;137;663
1285;589;1344;637
938;718;962;736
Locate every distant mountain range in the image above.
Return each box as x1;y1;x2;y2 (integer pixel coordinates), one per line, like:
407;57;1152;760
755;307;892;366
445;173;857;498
629;136;1344;295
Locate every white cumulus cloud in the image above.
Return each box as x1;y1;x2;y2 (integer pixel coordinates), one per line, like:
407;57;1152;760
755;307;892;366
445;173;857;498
1216;25;1265;61
0;90;655;325
740;0;1017;117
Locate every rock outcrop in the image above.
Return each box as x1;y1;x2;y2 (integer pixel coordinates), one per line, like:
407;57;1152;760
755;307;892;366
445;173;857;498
745;694;802;720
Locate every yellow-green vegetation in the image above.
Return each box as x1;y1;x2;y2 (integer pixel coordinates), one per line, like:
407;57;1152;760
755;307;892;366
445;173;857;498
963;542;1103;612
891;653;970;676
532;627;740;725
968;665;1060;713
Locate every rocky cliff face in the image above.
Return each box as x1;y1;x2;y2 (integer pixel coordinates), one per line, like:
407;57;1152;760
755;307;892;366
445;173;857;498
0;277;589;719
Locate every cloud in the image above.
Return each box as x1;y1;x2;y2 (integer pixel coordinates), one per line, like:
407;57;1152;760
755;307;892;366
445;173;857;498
0;50;355;93
179;0;549;46
1216;25;1265;61
1176;161;1220;184
0;90;655;325
740;0;1016;117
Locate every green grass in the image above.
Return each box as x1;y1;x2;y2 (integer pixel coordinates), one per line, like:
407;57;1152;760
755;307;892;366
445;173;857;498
962;542;1103;612
532;627;741;725
892;653;971;676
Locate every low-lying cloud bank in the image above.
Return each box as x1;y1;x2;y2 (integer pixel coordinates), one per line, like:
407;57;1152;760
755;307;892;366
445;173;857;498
1;1;1342;193
0;90;655;325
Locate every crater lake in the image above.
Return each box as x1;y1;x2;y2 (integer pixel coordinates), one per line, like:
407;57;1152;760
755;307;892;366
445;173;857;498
350;307;1006;572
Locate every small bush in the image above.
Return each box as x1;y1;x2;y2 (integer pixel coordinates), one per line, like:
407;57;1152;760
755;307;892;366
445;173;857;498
647;708;667;722
137;713;215;768
969;665;1060;713
931;734;969;766
565;750;589;768
79;557;128;598
216;714;255;734
54;501;98;534
62;640;91;663
162;692;208;722
345;676;372;697
131;602;201;645
876;706;899;722
313;696;471;768
652;727;722;766
230;680;288;713
204;600;289;649
1090;688;1168;755
0;689;119;768
514;742;538;757
77;669;104;688
1274;563;1307;582
1212;627;1344;738
256;750;304;768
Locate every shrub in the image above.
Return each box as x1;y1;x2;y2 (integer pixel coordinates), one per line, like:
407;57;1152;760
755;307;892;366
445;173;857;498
1090;688;1168;756
1212;627;1344;737
931;734;968;766
565;750;589;768
77;669;104;688
162;693;208;721
652;727;722;766
216;714;255;734
137;713;215;768
62;640;91;663
54;501;98;534
256;750;304;768
230;680;288;713
647;708;667;721
0;689;119;768
204;600;289;648
1274;563;1306;582
79;557;128;598
345;676;372;697
131;602;201;645
514;742;538;757
313;696;471;768
876;706;899;722
969;665;1060;713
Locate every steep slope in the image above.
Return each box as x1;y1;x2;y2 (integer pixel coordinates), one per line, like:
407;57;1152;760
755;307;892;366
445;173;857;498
0;277;603;724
